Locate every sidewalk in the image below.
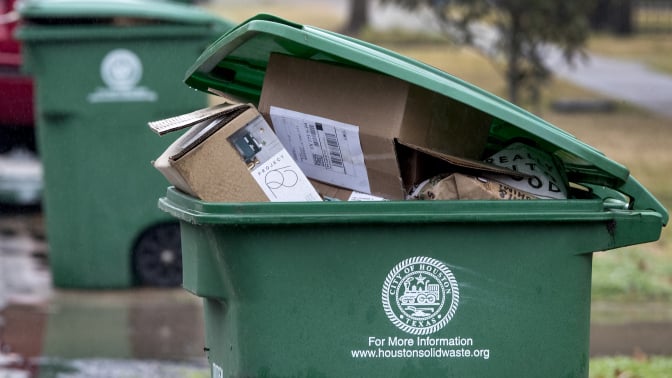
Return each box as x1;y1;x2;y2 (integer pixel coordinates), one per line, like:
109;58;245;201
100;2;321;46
545;48;672;119
369;2;672;119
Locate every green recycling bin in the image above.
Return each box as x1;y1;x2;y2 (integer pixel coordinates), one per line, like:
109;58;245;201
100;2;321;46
15;0;233;289
157;15;668;377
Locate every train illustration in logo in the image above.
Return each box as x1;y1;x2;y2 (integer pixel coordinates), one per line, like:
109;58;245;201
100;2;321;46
399;279;441;305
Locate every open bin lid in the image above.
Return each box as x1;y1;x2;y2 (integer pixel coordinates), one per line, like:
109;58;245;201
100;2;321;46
182;14;667;226
16;0;232;40
17;0;223;24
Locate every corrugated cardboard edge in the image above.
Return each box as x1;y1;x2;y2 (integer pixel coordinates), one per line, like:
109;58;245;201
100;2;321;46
397;140;529;179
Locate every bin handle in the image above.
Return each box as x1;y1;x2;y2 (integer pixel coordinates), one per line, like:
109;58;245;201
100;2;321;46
619;176;668;226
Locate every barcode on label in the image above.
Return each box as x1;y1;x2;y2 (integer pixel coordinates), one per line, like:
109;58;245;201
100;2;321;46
312;153;325;167
270;106;370;193
310;124;320;148
325;132;344;169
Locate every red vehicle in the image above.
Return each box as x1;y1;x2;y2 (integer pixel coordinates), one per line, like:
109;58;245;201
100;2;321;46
1;0;35;152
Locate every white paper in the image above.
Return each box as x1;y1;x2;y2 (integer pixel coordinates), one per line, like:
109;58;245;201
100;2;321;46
270;106;371;194
348;192;386;201
229;115;321;202
250;150;322;202
484;142;568;199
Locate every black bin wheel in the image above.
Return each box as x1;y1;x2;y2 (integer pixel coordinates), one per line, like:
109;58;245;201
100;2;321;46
132;222;182;287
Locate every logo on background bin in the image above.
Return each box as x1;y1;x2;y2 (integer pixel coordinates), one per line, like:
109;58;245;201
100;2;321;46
382;256;459;335
87;49;158;103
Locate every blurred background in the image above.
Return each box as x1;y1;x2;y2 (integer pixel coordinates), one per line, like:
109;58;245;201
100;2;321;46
1;0;671;377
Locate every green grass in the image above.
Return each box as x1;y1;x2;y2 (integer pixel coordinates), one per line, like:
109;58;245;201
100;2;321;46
592;247;672;301
186;371;209;378
590;356;672;378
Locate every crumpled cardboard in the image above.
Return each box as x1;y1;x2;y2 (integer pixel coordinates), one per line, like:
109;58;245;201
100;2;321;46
407;142;569;201
408;173;538;200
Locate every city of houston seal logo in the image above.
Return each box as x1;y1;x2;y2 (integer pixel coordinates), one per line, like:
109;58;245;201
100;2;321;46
382;256;459;335
88;49;157;103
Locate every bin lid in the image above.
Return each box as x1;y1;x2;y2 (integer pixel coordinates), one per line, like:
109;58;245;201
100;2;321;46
17;0;227;26
183;14;668;225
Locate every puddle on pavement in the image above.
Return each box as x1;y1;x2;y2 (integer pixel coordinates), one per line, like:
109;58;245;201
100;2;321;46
44;289;205;361
1;289;207;378
34;358;208;378
590;301;672;357
0;206;209;377
2;293;671;377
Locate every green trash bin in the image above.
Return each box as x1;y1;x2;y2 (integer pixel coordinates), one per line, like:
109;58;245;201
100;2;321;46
15;0;233;289
157;15;668;377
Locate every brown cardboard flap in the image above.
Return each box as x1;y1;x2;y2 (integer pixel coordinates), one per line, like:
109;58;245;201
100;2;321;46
148;103;248;135
396;140;529;190
310;180;352;201
399;85;492;158
207;88;250;105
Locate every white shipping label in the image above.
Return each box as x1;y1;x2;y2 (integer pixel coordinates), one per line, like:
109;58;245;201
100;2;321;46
270;107;371;194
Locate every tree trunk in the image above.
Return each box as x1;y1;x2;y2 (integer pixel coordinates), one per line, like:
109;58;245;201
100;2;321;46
611;0;633;35
344;0;369;36
506;13;522;105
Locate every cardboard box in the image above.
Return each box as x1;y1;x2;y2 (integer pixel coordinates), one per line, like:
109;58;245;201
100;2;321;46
310;180;387;202
258;53;493;200
149;103;321;202
311;140;530;201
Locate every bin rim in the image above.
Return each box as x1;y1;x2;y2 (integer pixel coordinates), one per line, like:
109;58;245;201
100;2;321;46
159;186;659;225
16;0;228;26
159;186;664;250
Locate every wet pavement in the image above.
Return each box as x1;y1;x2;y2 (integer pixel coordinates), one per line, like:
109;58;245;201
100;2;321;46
590;302;672;357
1;290;207;378
0;205;208;377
